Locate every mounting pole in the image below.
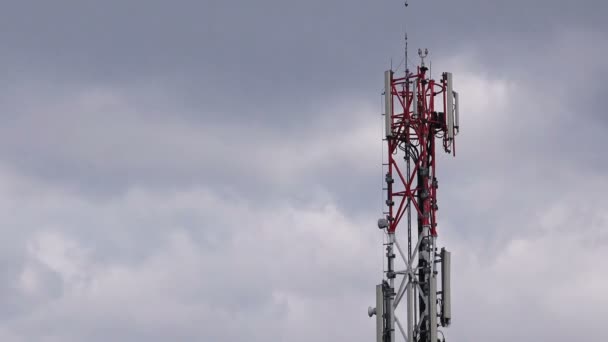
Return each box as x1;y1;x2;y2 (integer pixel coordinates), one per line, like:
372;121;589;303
387;233;396;342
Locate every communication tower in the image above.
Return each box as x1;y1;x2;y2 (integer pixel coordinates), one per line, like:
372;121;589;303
367;4;461;342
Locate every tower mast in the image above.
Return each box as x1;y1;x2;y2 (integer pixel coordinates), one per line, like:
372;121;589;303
368;3;460;342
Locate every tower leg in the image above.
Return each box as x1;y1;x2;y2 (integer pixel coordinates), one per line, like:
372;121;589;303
406;277;414;342
428;236;438;342
387;233;396;342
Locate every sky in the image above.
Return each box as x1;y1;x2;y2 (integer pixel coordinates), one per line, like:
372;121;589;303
0;0;607;341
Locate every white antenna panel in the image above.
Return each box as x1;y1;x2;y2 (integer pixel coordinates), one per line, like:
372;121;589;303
445;72;454;140
441;248;452;327
412;80;418;118
375;284;384;342
384;70;393;137
454;91;459;135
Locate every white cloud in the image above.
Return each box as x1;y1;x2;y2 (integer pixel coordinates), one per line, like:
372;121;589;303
0;163;382;341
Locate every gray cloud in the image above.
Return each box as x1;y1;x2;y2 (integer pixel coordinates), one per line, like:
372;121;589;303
4;0;606;120
0;0;607;341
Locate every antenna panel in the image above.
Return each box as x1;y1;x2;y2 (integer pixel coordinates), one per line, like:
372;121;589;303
385;70;393;137
454;91;460;134
375;284;384;342
412;80;418;118
445;72;454;139
441;248;452;327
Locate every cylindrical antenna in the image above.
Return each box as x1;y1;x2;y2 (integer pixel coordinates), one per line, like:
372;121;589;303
404;1;409;76
405;33;409;76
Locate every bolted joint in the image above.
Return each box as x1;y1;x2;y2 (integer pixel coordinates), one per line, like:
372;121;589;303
386;271;396;279
385;174;394;184
432;177;439;189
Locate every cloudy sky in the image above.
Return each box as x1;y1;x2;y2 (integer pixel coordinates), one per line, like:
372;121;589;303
0;0;607;341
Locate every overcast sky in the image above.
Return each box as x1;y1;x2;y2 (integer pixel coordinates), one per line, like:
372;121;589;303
0;0;607;341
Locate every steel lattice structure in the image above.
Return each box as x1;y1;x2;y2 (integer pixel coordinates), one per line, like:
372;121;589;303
368;50;460;342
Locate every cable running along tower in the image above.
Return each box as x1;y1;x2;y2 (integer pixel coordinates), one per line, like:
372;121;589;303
368;3;461;342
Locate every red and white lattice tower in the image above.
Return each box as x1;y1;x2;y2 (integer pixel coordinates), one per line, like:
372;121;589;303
368;43;460;342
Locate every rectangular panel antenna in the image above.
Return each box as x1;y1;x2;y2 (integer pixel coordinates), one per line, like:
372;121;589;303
429;267;438;342
441;248;451;327
384;70;393;137
412;80;418;118
454;91;459;134
375;284;384;342
445;72;454;140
